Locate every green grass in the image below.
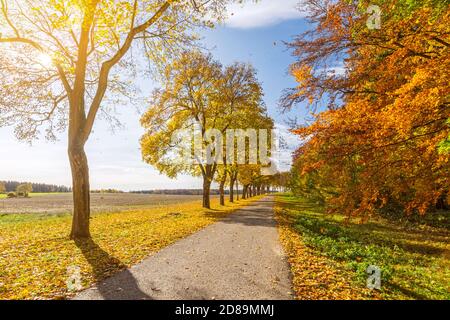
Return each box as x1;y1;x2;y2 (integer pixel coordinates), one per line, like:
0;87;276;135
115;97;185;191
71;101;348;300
0;211;69;224
276;194;450;300
29;192;65;197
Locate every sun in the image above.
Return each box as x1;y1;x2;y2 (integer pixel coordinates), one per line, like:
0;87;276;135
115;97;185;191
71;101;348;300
37;53;54;68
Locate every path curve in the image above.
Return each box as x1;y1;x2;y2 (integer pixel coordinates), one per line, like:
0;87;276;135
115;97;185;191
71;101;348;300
74;196;293;300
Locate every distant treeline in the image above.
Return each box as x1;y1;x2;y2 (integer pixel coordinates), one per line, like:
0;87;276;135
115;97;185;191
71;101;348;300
0;181;71;193
91;189;124;193
131;189;235;195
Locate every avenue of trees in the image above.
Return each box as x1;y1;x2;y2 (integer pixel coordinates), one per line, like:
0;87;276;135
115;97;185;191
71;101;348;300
283;0;449;218
0;0;256;239
140;50;276;208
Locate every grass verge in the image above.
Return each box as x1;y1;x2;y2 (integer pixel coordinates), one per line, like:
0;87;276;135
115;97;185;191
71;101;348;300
0;196;264;299
275;194;450;300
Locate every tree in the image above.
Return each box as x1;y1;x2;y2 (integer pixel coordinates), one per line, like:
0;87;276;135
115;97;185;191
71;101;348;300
235;118;275;199
214;166;228;206
0;181;5;194
215;61;266;204
0;0;241;238
227;166;238;202
140;51;266;208
140;51;223;209
283;0;449;217
271;171;289;192
238;164;259;199
16;183;32;197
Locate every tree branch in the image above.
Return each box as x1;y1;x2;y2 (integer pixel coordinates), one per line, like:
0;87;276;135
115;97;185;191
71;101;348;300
82;1;173;142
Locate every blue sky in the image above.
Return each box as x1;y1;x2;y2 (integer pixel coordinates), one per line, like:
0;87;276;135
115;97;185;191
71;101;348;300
0;0;311;190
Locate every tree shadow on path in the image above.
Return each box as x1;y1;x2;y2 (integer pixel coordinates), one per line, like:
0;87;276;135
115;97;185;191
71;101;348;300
210;198;277;228
75;238;152;300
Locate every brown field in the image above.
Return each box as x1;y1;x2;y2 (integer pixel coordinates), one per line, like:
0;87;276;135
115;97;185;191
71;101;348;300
0;193;211;215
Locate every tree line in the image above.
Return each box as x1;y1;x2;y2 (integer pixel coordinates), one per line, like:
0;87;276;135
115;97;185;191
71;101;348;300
0;181;71;193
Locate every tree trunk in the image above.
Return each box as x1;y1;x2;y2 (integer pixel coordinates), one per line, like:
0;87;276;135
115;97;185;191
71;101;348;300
229;178;235;203
257;185;261;195
236;180;239;201
219;176;226;206
202;177;212;209
69;144;91;239
242;185;247;199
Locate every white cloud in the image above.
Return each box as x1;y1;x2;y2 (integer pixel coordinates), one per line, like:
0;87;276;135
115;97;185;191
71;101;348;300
225;0;306;29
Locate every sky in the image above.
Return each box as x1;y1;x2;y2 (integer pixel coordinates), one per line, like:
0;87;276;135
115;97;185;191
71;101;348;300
0;0;311;191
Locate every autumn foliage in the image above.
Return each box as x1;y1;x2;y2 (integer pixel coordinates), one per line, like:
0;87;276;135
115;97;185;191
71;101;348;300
284;0;450;218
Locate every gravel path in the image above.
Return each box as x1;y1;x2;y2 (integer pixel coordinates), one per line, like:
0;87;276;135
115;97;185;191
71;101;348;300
74;196;293;300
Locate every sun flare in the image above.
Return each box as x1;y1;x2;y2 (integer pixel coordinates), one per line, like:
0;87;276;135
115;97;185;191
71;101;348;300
37;53;53;68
